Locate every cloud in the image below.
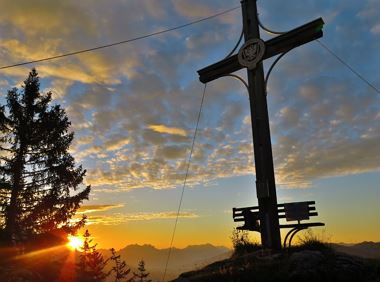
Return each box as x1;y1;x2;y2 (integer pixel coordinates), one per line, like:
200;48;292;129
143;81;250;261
83;211;199;225
172;0;238;25
271;76;380;188
156;145;188;160
0;79;8;86
357;0;380;19
77;204;124;214
0;0;95;37
0;39;60;63
46;78;74;100
2;1;380;193
0;0;147;85
73;145;105;160
142;130;167;145
370;24;380;34
104;135;130;151
276;106;300;128
74;135;95;147
148;124;187;137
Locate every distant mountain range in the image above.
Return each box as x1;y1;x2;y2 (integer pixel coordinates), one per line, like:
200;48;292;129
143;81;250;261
331;241;380;259
99;244;231;281
98;242;380;281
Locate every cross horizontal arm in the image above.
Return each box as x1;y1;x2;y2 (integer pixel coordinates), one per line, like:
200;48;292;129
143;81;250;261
198;54;240;84
197;18;324;83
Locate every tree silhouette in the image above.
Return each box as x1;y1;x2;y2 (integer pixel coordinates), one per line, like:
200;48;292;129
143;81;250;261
133;260;151;282
0;179;11;231
109;248;134;282
0;69;90;245
77;230;109;281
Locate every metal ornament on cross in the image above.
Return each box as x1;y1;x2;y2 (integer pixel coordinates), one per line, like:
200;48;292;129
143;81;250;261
197;0;324;250
238;38;265;69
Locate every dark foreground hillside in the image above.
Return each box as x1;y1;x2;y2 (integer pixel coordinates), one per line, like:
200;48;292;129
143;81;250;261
172;244;380;282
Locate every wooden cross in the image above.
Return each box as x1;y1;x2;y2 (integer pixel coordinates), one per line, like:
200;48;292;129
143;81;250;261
197;0;324;250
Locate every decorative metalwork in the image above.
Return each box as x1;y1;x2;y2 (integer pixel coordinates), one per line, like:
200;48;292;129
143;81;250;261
223;74;249;92
257;14;286;36
238;38;266;70
257;13;291;95
264;50;290;95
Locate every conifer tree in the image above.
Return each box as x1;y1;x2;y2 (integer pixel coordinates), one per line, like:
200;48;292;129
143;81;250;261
0;69;90;244
109;248;134;282
133;260;151;282
77;230;109;281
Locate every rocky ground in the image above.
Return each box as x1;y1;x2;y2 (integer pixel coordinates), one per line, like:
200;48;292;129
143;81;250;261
172;244;380;282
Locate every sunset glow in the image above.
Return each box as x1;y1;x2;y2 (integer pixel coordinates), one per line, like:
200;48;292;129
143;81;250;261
67;235;83;251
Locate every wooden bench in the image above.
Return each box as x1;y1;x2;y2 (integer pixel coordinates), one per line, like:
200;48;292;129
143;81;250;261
233;201;325;248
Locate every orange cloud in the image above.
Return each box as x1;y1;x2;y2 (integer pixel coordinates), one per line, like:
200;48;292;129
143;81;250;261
148;124;187;137
104;136;130;151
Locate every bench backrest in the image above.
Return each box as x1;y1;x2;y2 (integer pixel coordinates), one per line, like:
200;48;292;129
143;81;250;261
233;201;318;223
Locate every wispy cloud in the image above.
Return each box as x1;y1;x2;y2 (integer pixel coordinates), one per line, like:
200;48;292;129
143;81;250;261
76;204;124;214
82;211;199;225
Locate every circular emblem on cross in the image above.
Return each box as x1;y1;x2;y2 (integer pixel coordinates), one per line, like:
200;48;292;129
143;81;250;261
238;38;265;70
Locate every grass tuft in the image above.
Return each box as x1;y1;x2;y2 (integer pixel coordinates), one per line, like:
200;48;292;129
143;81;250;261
230;229;261;257
291;230;333;254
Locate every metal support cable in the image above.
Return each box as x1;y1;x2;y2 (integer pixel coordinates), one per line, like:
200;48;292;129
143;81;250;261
162;83;207;282
316;39;380;95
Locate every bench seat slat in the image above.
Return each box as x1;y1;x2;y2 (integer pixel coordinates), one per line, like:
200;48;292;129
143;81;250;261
277;201;315;207
233;212;319;222
279;222;325;229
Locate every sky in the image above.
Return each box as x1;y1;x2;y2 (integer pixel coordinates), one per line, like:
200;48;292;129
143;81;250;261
0;0;379;250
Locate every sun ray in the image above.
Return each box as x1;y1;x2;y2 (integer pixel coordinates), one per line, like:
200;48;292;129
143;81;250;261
12;245;66;260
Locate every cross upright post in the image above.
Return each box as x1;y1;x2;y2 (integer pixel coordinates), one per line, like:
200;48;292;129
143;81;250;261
239;0;280;250
197;0;324;250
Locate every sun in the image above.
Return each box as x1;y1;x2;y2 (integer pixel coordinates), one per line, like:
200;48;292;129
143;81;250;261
67;235;83;251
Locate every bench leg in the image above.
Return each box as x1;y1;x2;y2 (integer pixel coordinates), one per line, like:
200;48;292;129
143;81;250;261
283;227;298;248
288;227;308;248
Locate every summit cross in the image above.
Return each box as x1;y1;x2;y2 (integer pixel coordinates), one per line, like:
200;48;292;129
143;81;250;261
197;0;324;250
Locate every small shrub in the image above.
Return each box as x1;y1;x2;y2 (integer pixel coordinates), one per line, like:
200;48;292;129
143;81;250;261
231;229;261;256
